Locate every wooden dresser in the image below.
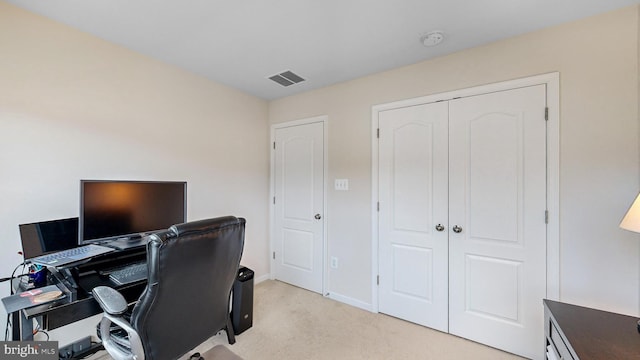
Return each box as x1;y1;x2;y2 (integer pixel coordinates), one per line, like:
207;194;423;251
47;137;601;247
544;299;640;359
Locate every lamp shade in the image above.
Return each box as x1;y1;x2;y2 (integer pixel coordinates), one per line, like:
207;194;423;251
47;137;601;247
620;193;640;233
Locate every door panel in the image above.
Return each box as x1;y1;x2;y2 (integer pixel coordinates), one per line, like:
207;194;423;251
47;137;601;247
465;255;521;322
468;113;520;242
274;122;324;293
448;85;547;359
378;102;449;332
282;228;314;270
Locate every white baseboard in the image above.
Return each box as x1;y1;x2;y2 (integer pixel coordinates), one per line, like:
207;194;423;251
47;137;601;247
254;273;270;284
328;291;375;313
255;276;375;313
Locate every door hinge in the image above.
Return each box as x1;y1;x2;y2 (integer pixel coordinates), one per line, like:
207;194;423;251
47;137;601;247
273;251;276;260
377;202;380;212
545;107;549;121
273;141;276;149
377;128;380;138
545;210;549;224
273;196;276;205
377;275;379;285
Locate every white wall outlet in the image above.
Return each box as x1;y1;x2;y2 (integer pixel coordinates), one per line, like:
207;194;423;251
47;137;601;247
334;179;349;191
330;256;339;269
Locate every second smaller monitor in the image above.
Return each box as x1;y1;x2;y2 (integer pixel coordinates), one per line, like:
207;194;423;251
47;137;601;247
19;217;79;261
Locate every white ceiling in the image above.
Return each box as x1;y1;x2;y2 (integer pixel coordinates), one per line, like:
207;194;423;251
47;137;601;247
6;0;640;100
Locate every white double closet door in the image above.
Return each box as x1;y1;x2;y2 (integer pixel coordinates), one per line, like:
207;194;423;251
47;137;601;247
378;85;547;359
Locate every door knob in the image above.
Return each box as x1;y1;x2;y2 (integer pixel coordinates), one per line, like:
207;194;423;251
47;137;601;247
314;214;322;220
435;224;445;232
452;225;463;233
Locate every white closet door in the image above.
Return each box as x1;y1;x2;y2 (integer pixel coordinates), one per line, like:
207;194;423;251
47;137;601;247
448;85;547;359
378;102;449;331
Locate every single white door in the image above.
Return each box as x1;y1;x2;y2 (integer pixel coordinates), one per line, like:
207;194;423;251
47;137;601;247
378;102;449;331
448;85;547;359
273;121;324;294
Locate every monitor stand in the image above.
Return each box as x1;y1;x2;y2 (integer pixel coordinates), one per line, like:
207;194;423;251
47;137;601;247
106;236;148;250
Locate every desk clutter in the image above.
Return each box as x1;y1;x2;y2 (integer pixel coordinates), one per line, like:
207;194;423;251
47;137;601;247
16;214;155;292
1;285;65;313
3;241;150;344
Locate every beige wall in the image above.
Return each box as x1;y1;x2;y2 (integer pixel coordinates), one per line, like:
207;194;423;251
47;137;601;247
269;5;640;315
0;1;269;342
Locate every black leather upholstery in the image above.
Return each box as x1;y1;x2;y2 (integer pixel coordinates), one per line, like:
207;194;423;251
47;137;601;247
97;216;246;360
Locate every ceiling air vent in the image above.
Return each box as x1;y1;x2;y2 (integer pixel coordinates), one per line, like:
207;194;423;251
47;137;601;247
268;70;305;87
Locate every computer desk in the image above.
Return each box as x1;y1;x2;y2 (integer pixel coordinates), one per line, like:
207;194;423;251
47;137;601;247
10;246;147;342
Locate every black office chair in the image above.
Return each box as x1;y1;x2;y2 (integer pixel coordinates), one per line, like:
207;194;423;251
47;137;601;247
93;216;246;360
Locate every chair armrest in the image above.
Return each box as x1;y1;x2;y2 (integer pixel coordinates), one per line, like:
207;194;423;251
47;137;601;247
93;286;128;315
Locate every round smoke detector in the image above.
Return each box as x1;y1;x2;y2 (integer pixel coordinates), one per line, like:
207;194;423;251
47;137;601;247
421;31;444;47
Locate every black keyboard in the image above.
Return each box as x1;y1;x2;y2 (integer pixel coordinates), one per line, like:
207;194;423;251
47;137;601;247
108;262;148;285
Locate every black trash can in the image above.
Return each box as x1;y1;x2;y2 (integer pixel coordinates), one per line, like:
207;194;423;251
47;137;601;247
231;266;254;335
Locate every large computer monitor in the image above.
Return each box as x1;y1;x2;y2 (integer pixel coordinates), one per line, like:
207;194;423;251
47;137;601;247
79;180;187;245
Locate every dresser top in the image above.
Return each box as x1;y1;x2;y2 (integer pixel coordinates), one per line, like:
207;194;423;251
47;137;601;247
544;299;640;359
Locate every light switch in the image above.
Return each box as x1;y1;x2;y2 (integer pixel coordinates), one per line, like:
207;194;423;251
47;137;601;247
335;179;349;191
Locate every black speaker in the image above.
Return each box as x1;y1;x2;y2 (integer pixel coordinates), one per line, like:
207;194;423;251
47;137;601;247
231;266;254;335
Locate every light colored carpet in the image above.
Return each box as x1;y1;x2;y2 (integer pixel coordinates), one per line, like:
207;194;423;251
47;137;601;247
90;280;525;359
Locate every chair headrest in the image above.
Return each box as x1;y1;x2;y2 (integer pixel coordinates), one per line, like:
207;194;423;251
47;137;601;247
169;216;243;237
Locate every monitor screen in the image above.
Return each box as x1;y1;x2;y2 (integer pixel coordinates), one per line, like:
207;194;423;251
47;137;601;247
79;180;187;244
19;217;79;260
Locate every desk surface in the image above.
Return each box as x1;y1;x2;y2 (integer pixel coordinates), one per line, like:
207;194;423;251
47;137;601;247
544;299;640;359
14;246;147;331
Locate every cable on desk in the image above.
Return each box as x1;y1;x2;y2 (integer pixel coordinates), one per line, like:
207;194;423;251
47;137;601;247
0;273;28;283
3;316;11;341
0;262;27;284
9;262;27;292
32;323;49;341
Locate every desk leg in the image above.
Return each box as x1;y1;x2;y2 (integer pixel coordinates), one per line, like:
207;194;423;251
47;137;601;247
11;311;19;340
18;311;34;341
